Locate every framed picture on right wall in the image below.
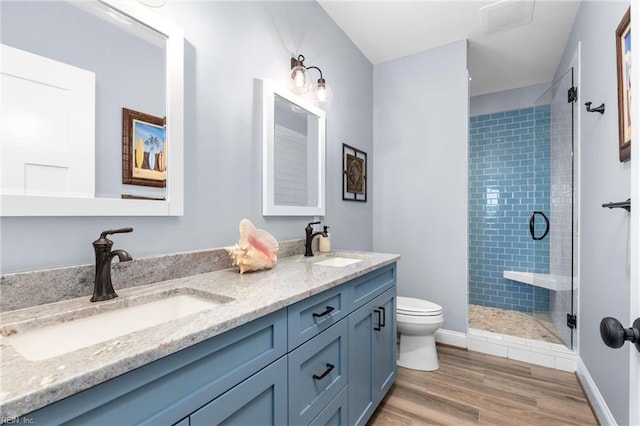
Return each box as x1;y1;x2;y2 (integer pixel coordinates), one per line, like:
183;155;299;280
342;143;367;202
615;6;631;162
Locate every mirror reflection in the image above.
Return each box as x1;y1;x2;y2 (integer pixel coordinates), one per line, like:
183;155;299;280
273;94;320;208
262;80;325;216
1;0;166;200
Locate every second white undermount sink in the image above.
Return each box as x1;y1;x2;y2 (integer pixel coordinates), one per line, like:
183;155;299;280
313;257;363;267
5;291;231;361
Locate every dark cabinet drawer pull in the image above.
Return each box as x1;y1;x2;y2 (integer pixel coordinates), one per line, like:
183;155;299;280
312;306;335;318
312;363;335;380
374;309;381;331
378;306;386;327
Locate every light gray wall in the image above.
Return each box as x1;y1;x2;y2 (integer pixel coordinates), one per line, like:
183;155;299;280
0;1;374;274
372;41;469;333
556;2;631;424
469;82;551;117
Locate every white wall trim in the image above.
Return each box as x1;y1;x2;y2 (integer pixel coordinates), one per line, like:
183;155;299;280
628;3;640;425
435;328;467;348
576;357;616;426
436;328;578;372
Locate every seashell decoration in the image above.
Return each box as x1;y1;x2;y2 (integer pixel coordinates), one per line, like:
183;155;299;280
226;219;279;274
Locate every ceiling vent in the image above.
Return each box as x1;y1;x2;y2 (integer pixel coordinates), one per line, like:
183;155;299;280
480;0;535;36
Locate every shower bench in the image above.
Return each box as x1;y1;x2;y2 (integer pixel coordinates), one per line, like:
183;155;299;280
503;271;572;292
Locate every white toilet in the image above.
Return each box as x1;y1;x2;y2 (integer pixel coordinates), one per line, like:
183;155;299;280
396;296;444;371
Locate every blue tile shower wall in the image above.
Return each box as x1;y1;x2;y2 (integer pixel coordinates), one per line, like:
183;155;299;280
469;106;550;313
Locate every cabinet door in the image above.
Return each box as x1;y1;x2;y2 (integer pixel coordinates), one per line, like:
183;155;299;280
372;289;396;401
190;356;287;425
348;288;396;426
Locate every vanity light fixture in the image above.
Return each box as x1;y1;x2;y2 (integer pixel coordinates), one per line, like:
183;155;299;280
290;54;332;107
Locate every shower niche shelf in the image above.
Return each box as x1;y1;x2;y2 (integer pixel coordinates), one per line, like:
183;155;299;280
503;271;572;292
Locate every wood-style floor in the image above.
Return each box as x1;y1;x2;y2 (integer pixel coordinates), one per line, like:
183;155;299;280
369;345;598;425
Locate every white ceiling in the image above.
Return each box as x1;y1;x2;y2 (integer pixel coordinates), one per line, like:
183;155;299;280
318;0;581;97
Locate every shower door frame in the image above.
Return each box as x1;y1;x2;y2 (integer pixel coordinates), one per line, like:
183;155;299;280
532;66;578;350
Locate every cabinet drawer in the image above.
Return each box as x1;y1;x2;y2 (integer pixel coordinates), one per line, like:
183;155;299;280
288;285;348;350
190;356;287;425
309;385;348;426
349;263;396;310
288;320;348;425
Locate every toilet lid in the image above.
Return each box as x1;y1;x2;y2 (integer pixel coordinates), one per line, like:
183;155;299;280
397;296;442;316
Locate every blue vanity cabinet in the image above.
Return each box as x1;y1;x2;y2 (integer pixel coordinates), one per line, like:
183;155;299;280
290;262;396;426
348;287;397;426
21;310;288;425
18;262;397;425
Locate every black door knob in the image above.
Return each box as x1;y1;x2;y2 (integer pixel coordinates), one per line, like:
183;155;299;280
600;317;640;352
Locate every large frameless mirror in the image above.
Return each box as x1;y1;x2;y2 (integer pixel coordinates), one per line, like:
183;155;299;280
262;79;325;216
0;0;184;216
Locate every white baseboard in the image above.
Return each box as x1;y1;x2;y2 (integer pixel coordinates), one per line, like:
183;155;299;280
436;328;577;372
435;328;467;348
576;357;616;426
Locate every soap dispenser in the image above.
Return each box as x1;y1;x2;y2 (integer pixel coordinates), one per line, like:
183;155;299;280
319;226;331;253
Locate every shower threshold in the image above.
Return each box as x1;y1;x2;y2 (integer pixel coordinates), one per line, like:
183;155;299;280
466;305;576;372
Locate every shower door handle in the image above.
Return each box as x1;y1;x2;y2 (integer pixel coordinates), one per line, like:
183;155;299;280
529;211;550;241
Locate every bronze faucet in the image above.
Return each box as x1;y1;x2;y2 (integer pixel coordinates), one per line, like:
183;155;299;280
91;228;133;302
304;221;328;257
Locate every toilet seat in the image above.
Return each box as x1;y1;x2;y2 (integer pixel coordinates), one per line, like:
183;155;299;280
397;296;442;316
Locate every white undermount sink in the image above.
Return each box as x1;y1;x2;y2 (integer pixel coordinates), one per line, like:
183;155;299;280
4;290;232;361
314;257;363;267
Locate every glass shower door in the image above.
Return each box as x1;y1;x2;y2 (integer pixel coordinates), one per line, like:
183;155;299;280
532;67;576;349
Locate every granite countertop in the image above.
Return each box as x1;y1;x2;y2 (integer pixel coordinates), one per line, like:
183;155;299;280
0;251;399;419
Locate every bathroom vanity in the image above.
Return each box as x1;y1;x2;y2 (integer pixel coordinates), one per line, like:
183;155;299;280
0;252;398;425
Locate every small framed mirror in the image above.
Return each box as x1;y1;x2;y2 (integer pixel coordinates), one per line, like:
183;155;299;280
262;79;326;216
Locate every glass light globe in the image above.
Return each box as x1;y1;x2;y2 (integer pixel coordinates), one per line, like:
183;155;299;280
314;79;333;107
290;66;310;93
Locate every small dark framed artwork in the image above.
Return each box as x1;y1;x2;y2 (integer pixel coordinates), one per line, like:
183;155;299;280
122;107;167;187
342;143;367;202
615;7;631;162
